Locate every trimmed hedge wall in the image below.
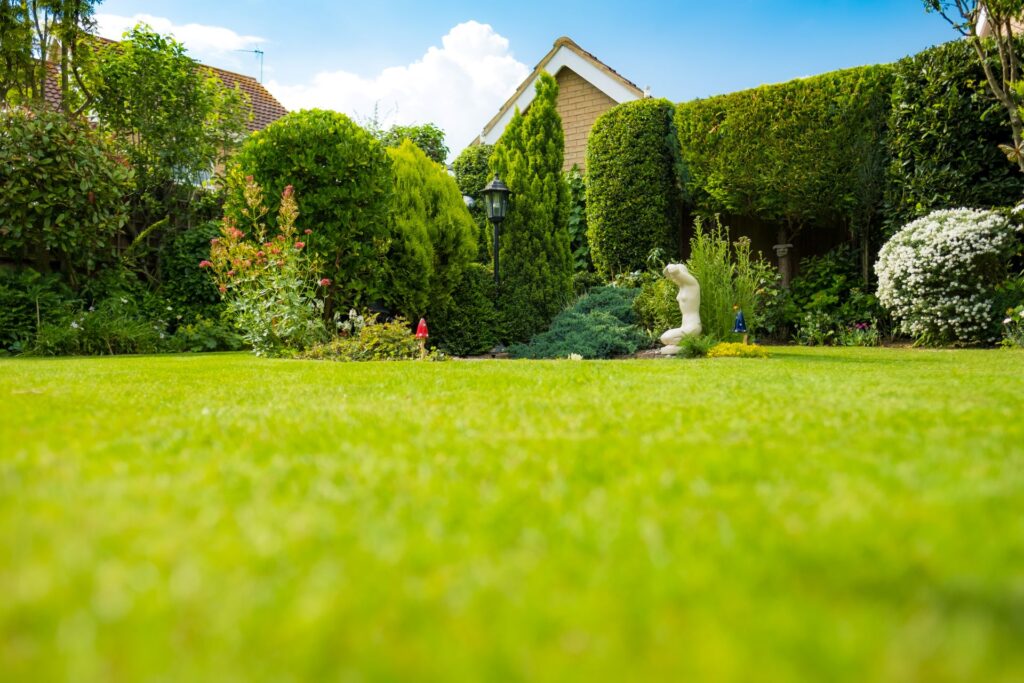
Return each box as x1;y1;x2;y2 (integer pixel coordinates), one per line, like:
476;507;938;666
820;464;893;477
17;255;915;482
674;65;892;247
885;38;1024;233
586;98;682;277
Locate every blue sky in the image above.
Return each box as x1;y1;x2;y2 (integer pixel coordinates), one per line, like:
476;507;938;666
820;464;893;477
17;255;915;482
94;1;955;155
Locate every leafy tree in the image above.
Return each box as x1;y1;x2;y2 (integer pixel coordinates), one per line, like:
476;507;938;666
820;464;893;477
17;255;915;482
489;71;573;341
232;109;395;317
675;66;891;284
385;140;478;321
452;142;493;263
379;122;449;164
92;25;249;238
586;98;681;277
0;0;99;112
924;0;1024;171
0;107;132;281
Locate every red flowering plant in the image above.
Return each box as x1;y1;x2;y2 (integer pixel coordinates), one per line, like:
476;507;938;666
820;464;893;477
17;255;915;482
205;177;330;355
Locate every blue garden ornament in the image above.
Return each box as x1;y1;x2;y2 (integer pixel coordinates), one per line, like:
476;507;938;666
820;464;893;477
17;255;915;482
733;306;749;345
732;308;747;334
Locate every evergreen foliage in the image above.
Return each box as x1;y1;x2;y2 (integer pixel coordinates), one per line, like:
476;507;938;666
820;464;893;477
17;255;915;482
431;263;500;356
885;38;1024;233
489;72;573;342
232;109;395;315
385;140;477;321
509;286;647;359
586;98;682;277
452;142;494;263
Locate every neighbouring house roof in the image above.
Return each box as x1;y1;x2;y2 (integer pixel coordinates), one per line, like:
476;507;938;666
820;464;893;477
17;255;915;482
475;36;645;147
41;36;287;133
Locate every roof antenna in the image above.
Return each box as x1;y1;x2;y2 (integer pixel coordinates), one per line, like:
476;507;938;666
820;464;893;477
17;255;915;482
235;48;264;82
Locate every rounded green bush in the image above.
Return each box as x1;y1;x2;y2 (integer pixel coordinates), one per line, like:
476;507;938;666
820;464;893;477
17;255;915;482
586;99;681;278
232;109;394;311
0;107;132;276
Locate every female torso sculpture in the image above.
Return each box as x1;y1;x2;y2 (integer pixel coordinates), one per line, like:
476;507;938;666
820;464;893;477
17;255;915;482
659;263;702;355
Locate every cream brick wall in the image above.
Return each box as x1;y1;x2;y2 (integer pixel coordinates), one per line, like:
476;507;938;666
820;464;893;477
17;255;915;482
554;68;617;173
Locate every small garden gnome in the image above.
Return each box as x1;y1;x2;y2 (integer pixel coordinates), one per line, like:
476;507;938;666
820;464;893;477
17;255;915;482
733;305;749;345
416;318;429;359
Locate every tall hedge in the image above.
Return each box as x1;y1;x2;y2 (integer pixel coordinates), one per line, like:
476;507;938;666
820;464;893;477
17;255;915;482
385;140;477;321
586;98;682;277
675;66;892;249
885;38;1024;233
232;109;394;315
490;72;573;342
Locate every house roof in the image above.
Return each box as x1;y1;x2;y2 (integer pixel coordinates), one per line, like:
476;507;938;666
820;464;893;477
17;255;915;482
475;36;644;146
42;36;287;132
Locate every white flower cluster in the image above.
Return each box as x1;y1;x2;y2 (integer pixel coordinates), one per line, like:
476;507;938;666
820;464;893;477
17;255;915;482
875;208;1021;344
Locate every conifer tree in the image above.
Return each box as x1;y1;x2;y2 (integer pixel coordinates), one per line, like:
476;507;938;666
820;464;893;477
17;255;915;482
489;71;572;342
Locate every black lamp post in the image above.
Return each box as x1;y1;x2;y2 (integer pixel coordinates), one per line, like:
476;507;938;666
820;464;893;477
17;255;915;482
481;174;511;284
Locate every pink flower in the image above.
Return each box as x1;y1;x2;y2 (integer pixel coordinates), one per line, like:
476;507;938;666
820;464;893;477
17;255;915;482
319;278;331;287
304;229;312;235
294;241;305;250
283;185;294;198
218;285;227;294
210;238;220;245
227;270;236;277
198;260;213;268
257;251;265;258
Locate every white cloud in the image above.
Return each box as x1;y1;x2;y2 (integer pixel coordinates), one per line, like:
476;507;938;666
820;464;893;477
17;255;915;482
95;13;264;55
265;21;530;158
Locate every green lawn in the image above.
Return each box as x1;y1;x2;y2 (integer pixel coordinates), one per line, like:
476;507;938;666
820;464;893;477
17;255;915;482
1;348;1023;682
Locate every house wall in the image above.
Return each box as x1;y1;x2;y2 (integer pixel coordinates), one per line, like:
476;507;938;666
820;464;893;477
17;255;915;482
555;67;618;172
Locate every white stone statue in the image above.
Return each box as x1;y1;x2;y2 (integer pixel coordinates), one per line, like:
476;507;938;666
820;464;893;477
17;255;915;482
659;263;702;355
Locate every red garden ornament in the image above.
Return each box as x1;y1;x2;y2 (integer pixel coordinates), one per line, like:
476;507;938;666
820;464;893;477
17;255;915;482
416;318;429;359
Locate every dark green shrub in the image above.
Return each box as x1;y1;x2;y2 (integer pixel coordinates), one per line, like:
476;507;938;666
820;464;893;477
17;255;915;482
386;140;477;322
885;38;1024;233
490;72;573;342
167;315;243;353
232;109;395;314
509;286;647;359
566;166;592;272
431;264;499;356
572;270;605;296
159;220;224;321
0;107;132;277
587;98;682;277
0;269;73;353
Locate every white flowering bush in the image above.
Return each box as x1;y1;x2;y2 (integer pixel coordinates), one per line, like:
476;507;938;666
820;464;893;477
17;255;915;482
875;209;1021;344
